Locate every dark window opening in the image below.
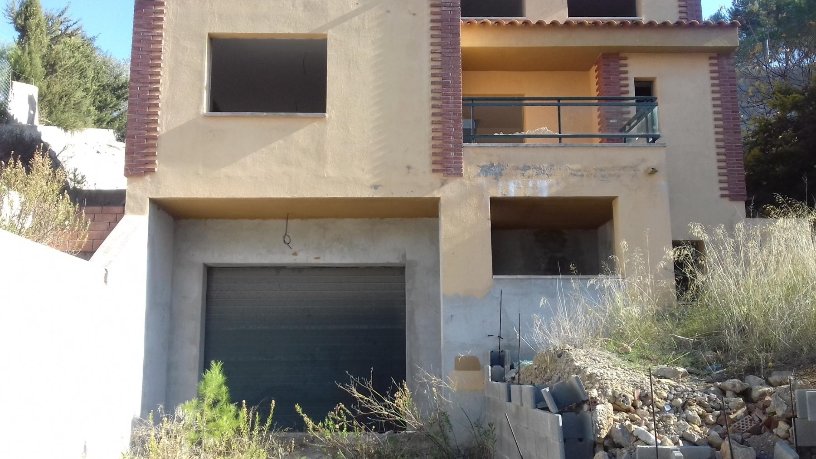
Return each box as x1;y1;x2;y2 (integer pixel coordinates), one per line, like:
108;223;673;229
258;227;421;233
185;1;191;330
491;198;615;276
635;80;654;99
673;240;705;300
462;0;524;17
567;0;637;17
209;37;327;113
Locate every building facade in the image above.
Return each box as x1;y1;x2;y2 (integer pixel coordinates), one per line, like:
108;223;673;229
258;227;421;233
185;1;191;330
123;0;744;426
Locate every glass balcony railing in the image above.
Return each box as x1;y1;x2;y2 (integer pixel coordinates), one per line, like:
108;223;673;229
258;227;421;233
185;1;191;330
462;96;660;144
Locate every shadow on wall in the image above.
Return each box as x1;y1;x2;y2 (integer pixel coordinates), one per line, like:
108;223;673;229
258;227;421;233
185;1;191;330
0;124;60;169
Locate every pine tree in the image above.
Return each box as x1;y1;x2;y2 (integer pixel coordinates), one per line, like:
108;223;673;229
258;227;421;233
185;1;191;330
7;0;47;86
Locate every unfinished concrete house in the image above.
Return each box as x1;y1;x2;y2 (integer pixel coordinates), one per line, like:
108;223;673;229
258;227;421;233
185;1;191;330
118;0;745;428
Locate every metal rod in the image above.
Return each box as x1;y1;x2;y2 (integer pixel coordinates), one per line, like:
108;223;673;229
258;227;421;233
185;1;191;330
721;394;734;457
790;374;798;451
498;290;503;352
649;369;658;457
505;413;524;459
469;102;475;143
557;98;563;144
517;312;522;380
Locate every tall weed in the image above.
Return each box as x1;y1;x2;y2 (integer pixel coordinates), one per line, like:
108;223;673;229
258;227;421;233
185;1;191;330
678;198;816;369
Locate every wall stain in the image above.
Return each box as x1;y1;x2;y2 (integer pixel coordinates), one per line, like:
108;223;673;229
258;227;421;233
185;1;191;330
480;163;641;182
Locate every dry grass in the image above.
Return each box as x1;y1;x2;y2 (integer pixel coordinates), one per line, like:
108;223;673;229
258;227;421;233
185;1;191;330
532;198;816;372
679;199;816;370
298;372;494;459
126;405;295;459
531;241;672;359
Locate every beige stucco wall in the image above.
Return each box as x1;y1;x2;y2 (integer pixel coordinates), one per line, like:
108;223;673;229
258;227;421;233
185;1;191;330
442;144;674;297
624;53;745;240
463;70;597;143
126;0;441;216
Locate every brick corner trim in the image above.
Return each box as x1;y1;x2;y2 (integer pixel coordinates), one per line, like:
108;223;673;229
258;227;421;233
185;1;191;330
594;53;629;143
678;0;703;22
430;1;463;177
710;53;747;202
125;0;166;177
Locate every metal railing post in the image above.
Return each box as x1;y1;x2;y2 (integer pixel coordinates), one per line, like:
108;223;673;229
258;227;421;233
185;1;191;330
557;98;563;144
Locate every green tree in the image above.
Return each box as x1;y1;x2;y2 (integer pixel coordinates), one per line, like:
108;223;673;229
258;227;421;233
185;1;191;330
5;2;128;137
723;0;816;119
744;77;816;207
6;0;46;86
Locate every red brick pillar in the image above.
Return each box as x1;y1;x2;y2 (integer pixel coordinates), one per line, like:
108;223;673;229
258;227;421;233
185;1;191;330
430;1;463;177
594;54;629;143
679;0;703;22
126;0;166;177
709;53;746;201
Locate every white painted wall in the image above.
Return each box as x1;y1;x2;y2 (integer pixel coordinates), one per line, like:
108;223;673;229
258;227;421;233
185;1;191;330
7;81;38;125
0;215;153;458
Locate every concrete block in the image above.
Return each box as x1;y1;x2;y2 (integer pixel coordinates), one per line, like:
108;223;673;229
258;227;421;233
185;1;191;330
548;375;589;412
561;411;594;459
511;384;523;406
635;446;715;459
542;386;560;412
773;441;799;459
487;381;511;402
521;384;539;409
794;418;816;447
807;391;816;422
491;365;506;382
796;389;809;420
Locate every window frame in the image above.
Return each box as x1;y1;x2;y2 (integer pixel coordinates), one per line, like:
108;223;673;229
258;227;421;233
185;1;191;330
204;34;329;117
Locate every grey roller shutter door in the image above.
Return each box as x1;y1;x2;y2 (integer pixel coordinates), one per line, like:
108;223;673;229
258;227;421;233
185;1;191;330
204;266;406;429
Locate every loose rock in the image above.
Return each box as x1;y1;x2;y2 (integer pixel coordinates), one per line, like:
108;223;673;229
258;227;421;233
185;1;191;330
720;379;750;394
743;375;766;388
721;440;757;459
593;403;615;442
653;366;689;381
632;426;656;445
768;371;793;387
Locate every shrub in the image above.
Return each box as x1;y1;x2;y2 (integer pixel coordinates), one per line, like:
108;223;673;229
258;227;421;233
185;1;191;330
298;373;494;459
0;149;87;253
127;361;292;459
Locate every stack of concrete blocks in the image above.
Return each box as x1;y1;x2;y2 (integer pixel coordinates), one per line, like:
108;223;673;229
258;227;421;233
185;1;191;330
633;446;715;459
788;389;816;458
484;368;594;459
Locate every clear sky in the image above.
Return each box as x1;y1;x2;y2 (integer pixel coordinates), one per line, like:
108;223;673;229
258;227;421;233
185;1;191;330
0;0;731;61
0;0;134;61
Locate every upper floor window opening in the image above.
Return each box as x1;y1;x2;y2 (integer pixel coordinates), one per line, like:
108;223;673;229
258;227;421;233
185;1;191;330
567;0;638;18
461;0;524;18
208;36;327;114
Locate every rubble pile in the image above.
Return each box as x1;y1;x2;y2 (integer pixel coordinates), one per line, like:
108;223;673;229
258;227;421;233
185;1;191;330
519;347;805;459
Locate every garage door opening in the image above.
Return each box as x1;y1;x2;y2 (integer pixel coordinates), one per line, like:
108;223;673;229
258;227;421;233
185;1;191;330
204;266;407;429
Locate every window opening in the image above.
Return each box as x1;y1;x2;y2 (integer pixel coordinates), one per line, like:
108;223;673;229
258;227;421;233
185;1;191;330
461;0;524;18
567;0;637;17
673;240;705;300
209;37;327;114
491;198;615;276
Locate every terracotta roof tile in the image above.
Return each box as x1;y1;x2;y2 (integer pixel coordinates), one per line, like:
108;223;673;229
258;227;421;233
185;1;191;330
461;19;740;28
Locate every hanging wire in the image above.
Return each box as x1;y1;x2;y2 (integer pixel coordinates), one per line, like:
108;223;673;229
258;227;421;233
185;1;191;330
283;213;292;249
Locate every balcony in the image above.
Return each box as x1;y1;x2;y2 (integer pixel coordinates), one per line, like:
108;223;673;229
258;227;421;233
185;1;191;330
462;96;660;144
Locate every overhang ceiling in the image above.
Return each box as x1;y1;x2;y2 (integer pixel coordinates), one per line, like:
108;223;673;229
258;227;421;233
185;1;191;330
490;197;614;230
